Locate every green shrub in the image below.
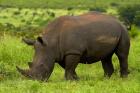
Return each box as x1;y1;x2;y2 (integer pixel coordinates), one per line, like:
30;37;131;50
110;2;120;7
67;7;73;11
0;23;15;31
118;4;140;29
134;11;140;26
32;12;38;16
21;19;26;22
89;7;106;12
13;11;20;15
47;11;55;18
24;11;28;15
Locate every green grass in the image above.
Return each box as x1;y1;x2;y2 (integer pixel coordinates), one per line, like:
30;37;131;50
0;8;88;38
0;8;87;27
0;0;140;8
0;1;140;92
0;33;140;93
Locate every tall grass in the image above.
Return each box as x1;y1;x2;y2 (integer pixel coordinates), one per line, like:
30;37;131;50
0;35;33;80
0;33;140;93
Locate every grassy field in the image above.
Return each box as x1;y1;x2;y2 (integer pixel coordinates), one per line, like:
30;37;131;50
0;0;140;92
0;33;140;93
0;8;87;27
0;7;89;37
0;7;118;34
1;0;140;8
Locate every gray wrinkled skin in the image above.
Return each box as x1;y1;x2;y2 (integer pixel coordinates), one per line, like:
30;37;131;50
17;12;130;81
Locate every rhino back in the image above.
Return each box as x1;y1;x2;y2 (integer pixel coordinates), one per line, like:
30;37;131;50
58;14;123;61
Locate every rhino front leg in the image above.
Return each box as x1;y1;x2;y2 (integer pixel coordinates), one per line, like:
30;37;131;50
65;55;80;80
101;55;114;77
58;62;78;80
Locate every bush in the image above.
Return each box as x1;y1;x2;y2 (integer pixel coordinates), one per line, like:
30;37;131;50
47;11;55;18
134;11;140;26
0;23;15;32
118;4;140;29
67;7;73;11
13;11;20;15
89;7;106;12
110;2;120;7
0;23;42;37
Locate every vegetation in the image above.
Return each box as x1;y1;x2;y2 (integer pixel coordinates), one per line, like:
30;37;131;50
89;6;106;12
0;1;140;37
129;26;140;38
0;7;140;38
118;4;140;30
0;0;140;93
0;34;140;93
0;0;140;9
0;8;87;37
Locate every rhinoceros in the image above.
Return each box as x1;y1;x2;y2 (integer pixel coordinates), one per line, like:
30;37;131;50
16;12;130;81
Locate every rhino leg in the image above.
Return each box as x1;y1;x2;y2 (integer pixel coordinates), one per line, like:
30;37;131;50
115;32;130;78
115;46;130;78
64;55;80;80
116;52;129;78
101;55;114;77
59;62;78;80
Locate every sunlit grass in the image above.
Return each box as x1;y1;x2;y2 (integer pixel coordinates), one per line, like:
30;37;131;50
0;34;140;93
0;8;87;27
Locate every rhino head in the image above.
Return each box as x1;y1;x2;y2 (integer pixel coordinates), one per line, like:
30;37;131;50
16;37;55;81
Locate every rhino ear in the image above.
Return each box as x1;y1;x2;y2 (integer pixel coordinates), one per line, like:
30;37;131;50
22;38;35;45
37;36;46;46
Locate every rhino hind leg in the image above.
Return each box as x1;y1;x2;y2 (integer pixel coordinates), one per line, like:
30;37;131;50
64;55;80;80
115;48;129;78
101;55;114;77
115;32;130;78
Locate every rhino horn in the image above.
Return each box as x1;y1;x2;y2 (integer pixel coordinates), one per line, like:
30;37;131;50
16;66;30;77
22;38;35;45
